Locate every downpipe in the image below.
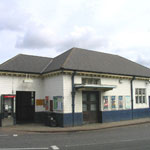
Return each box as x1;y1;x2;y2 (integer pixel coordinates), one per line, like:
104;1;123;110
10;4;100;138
131;76;135;120
71;71;76;126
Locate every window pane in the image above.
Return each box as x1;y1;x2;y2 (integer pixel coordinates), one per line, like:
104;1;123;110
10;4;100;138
83;104;87;111
142;89;145;94
90;94;96;102
136;89;138;95
90;104;96;111
136;96;138;104
139;96;142;103
139;89;142;95
82;78;86;84
143;96;146;103
83;94;87;102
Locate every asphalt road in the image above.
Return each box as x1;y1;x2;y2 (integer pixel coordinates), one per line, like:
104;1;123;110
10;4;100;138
1;123;150;150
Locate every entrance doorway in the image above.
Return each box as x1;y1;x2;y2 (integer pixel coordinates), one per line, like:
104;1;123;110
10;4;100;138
16;91;35;123
82;91;99;124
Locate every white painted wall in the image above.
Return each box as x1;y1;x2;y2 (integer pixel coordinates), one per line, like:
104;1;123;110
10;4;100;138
43;75;64;113
63;75;150;114
1;74;150;114
101;78;131;111
0;75;44;112
63;75;82;113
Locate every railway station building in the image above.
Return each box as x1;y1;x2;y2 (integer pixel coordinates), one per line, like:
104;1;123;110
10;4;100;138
0;47;150;127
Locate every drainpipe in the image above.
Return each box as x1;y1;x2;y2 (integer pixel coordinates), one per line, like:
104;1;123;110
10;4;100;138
71;71;76;126
130;76;135;120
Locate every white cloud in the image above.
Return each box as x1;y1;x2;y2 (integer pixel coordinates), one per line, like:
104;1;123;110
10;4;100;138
15;25;109;52
0;0;150;68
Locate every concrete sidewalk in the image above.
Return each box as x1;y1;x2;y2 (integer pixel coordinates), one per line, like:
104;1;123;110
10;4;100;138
1;118;150;134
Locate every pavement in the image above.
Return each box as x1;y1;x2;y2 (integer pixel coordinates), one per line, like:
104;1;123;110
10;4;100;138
1;118;150;134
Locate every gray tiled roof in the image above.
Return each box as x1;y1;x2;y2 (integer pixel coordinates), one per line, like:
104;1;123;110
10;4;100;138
1;47;150;77
64;48;150;77
0;54;52;74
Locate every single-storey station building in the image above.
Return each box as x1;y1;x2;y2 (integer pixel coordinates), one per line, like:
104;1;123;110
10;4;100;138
0;47;150;127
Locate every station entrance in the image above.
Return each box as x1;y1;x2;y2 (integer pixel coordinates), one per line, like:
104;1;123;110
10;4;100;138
16;91;35;123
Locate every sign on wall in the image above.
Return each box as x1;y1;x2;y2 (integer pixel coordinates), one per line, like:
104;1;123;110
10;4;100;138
53;96;63;111
118;96;123;109
111;96;116;109
103;96;108;110
45;96;49;110
125;96;131;109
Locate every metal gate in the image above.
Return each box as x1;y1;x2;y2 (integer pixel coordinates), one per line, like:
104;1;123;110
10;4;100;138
16;91;35;123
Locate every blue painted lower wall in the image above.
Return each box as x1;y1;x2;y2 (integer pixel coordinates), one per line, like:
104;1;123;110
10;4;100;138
34;112;83;127
9;108;150;127
101;108;150;123
55;112;83;127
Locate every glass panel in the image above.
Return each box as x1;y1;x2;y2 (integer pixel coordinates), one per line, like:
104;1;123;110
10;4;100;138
88;79;92;84
118;96;123;109
90;94;96;102
139;89;142;95
136;96;139;104
136;89;138;95
143;96;146;103
82;78;86;84
31;98;34;105
103;96;108;110
142;89;145;94
139;96;142;103
111;96;116;109
90;104;96;111
83;93;87;102
83;104;87;111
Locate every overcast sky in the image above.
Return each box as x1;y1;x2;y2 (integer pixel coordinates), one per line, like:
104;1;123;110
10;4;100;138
0;0;150;67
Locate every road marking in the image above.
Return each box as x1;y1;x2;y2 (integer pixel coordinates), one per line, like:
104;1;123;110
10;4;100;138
50;145;60;150
13;134;18;137
0;148;49;150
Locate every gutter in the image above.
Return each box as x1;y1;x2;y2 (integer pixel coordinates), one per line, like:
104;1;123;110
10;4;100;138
130;76;135;119
71;71;76;126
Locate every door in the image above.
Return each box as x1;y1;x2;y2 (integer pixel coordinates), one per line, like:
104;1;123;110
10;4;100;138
82;91;99;124
16;91;35;123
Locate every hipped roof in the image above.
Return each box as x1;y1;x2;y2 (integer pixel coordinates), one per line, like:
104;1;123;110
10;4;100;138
0;47;150;77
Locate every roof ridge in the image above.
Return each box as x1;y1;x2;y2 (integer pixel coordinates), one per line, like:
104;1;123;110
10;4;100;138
40;59;53;73
19;53;52;59
73;47;118;57
61;48;75;68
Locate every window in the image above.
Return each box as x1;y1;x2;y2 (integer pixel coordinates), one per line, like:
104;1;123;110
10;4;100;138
111;96;116;109
82;78;101;85
135;88;146;104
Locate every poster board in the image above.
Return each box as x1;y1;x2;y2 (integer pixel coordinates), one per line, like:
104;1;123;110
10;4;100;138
125;96;131;109
53;96;63;111
118;96;123;109
103;96;108;110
